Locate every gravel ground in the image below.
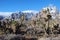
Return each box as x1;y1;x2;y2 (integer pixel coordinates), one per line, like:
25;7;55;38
0;34;60;40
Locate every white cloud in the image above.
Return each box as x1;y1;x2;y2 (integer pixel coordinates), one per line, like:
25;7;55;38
0;12;13;16
22;10;39;14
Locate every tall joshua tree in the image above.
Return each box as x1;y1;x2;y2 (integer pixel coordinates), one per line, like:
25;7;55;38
46;8;52;36
42;8;52;36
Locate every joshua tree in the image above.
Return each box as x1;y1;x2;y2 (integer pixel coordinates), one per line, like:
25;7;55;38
46;8;54;37
20;13;25;24
42;8;52;36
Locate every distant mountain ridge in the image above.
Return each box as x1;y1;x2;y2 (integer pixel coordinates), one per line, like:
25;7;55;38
11;10;39;20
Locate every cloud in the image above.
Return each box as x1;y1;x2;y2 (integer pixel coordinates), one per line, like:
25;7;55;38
22;10;39;14
0;12;13;16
